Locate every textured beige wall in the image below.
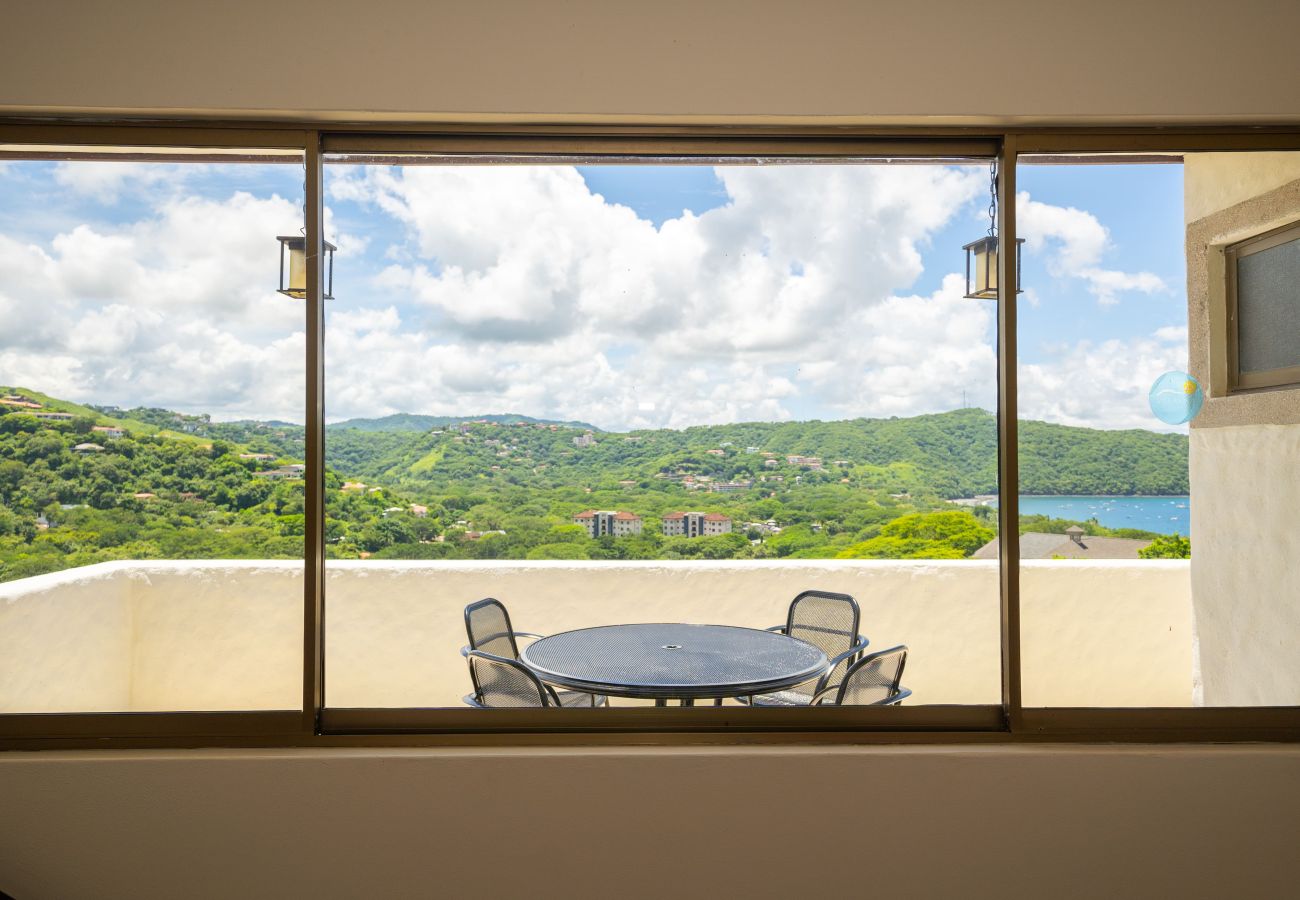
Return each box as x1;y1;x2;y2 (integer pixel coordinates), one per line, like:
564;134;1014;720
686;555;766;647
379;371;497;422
1021;562;1192;707
2;745;1300;900
0;559;1194;712
3;0;1300;124
128;564;304;711
1185;152;1300;224
1183;154;1300;707
1190;425;1300;705
1185;154;1300;427
326;559;1004;707
0;564;135;711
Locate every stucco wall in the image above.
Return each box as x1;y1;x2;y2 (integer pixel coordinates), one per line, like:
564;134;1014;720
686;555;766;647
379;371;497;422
326;559;1004;707
0;565;135;712
1190;426;1300;705
1185;154;1300;427
1183;153;1300;706
1184;152;1300;224
1;559;1193;712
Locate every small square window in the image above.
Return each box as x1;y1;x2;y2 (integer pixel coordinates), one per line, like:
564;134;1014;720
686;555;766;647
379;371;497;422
1226;220;1300;391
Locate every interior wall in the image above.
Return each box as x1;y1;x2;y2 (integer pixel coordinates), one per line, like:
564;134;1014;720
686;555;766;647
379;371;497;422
2;745;1299;900
3;0;1300;123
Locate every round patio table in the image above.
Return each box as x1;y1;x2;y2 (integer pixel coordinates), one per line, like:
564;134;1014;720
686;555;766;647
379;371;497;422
521;623;830;706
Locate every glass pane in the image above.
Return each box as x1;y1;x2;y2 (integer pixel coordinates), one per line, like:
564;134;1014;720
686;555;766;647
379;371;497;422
0;149;305;713
322;155;1001;711
1236;230;1300;374
1018;150;1300;707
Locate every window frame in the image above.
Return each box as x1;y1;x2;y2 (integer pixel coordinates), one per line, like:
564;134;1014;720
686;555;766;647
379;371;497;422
1225;218;1300;392
0;121;1299;749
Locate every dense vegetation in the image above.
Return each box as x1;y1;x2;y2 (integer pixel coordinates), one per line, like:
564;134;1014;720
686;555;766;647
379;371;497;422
0;386;1190;583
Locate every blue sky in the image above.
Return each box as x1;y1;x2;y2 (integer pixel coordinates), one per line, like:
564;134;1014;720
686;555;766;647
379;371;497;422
0;156;1189;431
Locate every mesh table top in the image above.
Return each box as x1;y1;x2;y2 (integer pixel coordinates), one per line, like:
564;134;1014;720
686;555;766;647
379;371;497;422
521;623;830;699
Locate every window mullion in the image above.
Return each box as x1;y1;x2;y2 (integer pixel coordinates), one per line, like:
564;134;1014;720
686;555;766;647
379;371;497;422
996;135;1023;730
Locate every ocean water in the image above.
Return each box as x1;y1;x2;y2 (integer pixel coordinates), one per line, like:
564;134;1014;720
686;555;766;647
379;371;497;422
1009;495;1191;536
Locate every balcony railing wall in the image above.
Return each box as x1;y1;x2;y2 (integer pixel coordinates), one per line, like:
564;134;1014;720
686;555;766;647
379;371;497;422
0;559;1192;713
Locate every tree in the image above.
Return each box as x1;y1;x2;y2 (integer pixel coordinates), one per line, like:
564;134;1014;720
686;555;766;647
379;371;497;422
1138;533;1190;559
836;510;994;559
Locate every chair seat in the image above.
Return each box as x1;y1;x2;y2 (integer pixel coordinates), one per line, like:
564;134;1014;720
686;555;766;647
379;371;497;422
556;690;607;708
742;689;813;707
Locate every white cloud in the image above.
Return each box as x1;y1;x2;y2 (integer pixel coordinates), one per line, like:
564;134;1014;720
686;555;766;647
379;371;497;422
1017;192;1167;305
0;183;307;421
1019;328;1190;432
316;163;993;428
792;273;997;417
52;162;196;204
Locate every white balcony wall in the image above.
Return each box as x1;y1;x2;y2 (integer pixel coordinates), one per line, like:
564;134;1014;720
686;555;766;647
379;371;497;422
0;564;136;711
2;559;1191;713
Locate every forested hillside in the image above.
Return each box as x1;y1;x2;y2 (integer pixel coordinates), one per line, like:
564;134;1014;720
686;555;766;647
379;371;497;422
325;407;1188;497
0;387;1188;582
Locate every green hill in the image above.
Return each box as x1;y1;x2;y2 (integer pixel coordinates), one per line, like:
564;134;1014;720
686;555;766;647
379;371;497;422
0;393;1188;582
325;408;1188;498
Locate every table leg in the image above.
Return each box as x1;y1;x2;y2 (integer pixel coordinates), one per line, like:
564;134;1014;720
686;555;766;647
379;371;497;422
681;698;694;707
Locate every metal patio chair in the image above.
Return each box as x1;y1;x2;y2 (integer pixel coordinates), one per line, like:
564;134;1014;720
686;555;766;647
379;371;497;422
738;589;869;707
463;649;565;708
461;597;606;708
811;645;911;706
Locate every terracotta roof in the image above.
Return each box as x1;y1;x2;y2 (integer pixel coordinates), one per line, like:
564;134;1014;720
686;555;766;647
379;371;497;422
613;512;641;520
703;514;730;521
661;512;686;520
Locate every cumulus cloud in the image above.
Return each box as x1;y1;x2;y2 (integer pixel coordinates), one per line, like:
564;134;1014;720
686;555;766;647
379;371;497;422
1019;327;1190;432
0;176;306;421
792;273;997;417
319;163;993;428
52;162;196;204
1017;191;1166;305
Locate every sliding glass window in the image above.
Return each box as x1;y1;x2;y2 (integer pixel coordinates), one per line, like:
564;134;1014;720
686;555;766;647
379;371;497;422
320;148;1002;718
1015;148;1300;713
0;145;306;716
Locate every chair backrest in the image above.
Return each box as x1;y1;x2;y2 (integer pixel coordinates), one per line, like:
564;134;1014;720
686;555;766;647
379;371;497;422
788;588;859;669
466;650;559;707
835;645;908;706
465;597;520;659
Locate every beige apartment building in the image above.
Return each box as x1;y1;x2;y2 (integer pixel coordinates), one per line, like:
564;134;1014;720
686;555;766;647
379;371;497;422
572;509;643;537
661;512;733;537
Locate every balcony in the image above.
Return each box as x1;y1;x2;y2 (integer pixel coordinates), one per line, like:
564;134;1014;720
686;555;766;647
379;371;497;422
0;559;1193;713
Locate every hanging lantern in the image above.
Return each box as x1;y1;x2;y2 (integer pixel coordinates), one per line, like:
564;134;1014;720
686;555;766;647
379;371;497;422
963;160;1025;300
963;234;1025;299
277;235;336;299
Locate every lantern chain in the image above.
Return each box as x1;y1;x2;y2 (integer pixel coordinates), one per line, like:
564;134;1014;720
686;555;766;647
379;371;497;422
987;159;998;238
